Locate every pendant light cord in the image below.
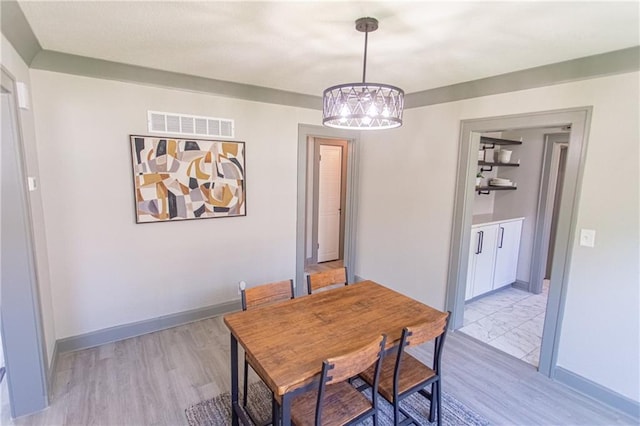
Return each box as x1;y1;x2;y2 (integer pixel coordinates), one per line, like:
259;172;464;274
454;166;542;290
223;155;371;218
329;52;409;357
362;30;369;83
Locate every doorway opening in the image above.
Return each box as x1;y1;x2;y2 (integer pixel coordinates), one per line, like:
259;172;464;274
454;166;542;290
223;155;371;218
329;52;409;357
446;107;592;377
305;138;348;275
458;127;570;368
295;124;359;296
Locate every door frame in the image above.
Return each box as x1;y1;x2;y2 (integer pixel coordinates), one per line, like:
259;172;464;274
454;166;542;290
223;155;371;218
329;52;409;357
445;107;592;377
530;134;570;294
296;124;359;296
1;67;49;417
311;138;348;264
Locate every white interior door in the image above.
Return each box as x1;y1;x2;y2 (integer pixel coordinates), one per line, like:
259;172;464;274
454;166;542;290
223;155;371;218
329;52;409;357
317;145;342;262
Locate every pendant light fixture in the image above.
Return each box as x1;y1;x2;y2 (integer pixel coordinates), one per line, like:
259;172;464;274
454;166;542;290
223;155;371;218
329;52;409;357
323;17;404;130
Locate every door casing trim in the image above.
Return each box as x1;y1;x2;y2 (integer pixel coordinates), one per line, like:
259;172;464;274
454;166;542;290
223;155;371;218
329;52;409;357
445;107;592;377
1;66;50;417
296;124;359;295
530;135;569;295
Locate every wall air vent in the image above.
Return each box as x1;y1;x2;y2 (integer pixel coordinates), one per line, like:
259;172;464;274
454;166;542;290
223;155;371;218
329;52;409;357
147;111;235;139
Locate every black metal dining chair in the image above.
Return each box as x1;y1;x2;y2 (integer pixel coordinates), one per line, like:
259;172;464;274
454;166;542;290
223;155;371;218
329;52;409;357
306;266;348;294
358;312;450;425
290;334;387;426
240;279;295;424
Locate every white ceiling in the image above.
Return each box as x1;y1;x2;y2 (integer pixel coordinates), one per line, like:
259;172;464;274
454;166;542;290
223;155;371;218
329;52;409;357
18;1;640;96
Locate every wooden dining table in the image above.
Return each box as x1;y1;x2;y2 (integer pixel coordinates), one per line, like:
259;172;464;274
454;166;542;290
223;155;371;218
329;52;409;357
223;280;448;426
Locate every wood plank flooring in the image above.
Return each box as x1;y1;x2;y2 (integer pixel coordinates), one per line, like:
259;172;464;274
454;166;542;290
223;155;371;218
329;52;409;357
3;315;635;425
305;259;343;274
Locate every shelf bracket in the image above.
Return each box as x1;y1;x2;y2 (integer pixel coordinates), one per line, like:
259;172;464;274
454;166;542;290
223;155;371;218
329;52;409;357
477;189;491;195
480;165;493;172
480;143;495;150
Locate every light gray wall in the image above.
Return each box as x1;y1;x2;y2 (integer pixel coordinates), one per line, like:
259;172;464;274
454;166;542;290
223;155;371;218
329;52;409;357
495;128;547;283
1;35;56;369
29;69;319;339
355;71;639;403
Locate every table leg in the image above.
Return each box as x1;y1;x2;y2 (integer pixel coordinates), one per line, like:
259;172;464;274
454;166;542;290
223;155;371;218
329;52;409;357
281;393;291;426
230;334;239;426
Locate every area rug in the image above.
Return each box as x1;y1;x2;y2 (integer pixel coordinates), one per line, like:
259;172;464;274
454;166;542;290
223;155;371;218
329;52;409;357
185;380;490;426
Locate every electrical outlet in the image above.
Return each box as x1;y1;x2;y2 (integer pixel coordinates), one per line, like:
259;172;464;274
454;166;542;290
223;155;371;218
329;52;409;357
580;229;596;248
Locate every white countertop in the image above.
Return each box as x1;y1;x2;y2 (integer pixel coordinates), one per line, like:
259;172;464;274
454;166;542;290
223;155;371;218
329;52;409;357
472;214;525;227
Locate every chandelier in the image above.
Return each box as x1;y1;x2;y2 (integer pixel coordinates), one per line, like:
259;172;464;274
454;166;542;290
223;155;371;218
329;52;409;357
323;17;404;130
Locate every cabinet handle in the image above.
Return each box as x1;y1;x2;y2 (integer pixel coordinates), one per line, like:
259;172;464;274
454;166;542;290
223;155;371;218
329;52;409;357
476;231;484;254
499;226;505;248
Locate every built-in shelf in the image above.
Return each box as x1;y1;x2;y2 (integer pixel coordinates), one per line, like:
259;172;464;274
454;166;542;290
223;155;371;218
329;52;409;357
476;186;517;195
477;136;522;194
478;161;519;167
480;136;523;148
478;161;519;172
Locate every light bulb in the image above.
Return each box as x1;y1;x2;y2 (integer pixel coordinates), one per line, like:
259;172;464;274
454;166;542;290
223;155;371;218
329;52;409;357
340;104;350;117
362;116;372;125
382;106;390;117
367;104;378;117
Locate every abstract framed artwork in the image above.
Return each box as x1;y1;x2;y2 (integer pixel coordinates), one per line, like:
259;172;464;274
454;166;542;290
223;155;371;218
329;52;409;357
130;135;246;223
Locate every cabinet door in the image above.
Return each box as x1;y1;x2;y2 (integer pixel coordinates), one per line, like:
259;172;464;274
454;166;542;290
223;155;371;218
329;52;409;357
493;219;523;289
470;224;499;298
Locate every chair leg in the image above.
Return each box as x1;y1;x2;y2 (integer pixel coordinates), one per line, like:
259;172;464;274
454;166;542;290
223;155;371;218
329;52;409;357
394;398;401;426
372;412;378;426
428;382;436;423
271;392;278;426
436;380;442;426
243;357;249;407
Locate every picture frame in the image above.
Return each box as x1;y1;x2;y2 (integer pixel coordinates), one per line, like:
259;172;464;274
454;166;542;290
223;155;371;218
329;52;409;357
129;135;246;223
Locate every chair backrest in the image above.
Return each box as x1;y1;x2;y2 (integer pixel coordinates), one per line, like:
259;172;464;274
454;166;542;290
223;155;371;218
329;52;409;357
241;279;295;311
323;334;386;385
316;334;386;425
403;312;449;348
395;312;450;383
306;267;348;294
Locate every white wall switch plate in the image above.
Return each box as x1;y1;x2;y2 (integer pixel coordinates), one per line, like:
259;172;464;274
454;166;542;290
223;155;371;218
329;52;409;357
580;229;596;247
27;176;37;191
16;82;30;110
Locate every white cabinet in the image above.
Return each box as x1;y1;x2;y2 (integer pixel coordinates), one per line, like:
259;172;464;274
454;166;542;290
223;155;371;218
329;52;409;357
466;218;523;301
493;220;523;289
466;224;498;300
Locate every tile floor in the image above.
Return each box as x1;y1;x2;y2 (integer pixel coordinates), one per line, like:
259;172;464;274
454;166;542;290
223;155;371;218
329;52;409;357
460;281;549;366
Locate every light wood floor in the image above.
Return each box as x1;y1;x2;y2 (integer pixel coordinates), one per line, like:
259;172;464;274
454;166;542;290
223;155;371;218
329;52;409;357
305;259;343;274
4;315;635;426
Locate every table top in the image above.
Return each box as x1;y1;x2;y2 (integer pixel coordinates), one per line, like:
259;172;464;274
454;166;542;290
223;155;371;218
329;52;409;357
224;280;447;396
